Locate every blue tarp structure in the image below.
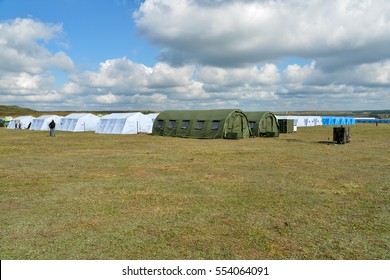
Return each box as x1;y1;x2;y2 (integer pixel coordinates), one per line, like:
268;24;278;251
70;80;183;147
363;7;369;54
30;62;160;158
356;119;390;124
276;116;356;127
321;116;356;126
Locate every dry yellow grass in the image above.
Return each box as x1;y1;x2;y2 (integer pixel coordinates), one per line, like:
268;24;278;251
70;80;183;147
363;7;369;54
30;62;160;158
0;124;389;259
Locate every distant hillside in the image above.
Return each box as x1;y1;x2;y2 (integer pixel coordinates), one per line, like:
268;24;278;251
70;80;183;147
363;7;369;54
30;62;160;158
352;110;390;119
0;105;158;118
274;111;356;116
0;105;39;117
275;110;390;119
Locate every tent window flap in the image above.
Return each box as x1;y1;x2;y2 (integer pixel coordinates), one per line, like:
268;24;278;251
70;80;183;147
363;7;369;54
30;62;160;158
212;121;220;130
181;120;190;129
168;120;176;129
156;120;164;129
196;121;205;129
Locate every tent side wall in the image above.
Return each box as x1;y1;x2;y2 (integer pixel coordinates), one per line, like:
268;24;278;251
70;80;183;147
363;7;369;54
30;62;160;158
152;110;250;139
30;115;61;131
58;113;97;132
122;116;141;134
95;113;143;134
74;114;100;132
139;113;159;133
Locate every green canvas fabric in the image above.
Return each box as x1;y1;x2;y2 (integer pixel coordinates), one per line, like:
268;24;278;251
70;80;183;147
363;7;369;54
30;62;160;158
245;111;280;137
152;109;250;139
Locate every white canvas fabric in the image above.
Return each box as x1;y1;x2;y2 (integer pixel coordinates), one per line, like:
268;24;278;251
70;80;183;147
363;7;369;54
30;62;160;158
59;113;100;132
30;115;62;131
276;115;324;127
96;112;153;134
313;116;323;126
7;116;35;129
306;116;323;126
140;113;159;133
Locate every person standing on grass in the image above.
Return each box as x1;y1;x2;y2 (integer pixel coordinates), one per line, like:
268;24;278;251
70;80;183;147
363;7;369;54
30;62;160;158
49;120;56;137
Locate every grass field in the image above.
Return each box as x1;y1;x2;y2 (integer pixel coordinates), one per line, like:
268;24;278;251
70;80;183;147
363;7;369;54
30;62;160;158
0;124;389;260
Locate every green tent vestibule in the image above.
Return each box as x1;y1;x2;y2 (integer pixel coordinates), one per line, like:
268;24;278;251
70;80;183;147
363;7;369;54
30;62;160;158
152;109;251;139
245;111;280;137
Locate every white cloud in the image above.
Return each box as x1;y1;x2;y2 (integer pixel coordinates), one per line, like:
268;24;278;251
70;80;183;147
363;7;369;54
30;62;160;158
283;61;316;84
147;62;194;88
51;51;74;72
12;53;389;111
68;57;281;107
0;18;73;74
0;91;63;104
22;91;63;102
135;0;390;68
199;64;280;86
2;6;390;111
353;61;390;85
59;82;84;95
0;72;56;94
94;92;120;104
75;57;149;90
0;18;74;108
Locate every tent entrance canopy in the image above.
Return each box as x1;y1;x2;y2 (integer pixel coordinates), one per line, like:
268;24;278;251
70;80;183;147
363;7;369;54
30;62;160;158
245;111;279;137
152;109;250;139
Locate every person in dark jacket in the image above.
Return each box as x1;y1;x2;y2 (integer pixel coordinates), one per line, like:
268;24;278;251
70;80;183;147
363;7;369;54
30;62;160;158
49;120;56;137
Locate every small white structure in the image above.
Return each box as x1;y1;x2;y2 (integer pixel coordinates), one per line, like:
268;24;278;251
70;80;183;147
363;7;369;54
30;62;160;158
30;115;62;131
307;116;323;126
276;115;323;127
95;112;155;134
313;116;323;126
7;116;35;129
59;113;100;132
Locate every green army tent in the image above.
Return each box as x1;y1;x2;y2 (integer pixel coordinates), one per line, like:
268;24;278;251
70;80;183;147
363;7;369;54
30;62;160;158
245;111;279;137
152;109;250;139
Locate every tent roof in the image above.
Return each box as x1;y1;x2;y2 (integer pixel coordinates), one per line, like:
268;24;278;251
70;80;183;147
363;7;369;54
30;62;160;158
143;113;159;118
245;111;273;121
12;116;34;120
100;113;143;119
156;109;244;120
62;113;97;119
36;115;60;119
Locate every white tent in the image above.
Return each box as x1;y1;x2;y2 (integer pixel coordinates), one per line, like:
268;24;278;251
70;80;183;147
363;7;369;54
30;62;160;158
30;115;62;131
95;113;153;134
7;116;35;129
276;115;323;127
307;116;323;126
275;115;303;127
140;113;159;133
59;113;100;132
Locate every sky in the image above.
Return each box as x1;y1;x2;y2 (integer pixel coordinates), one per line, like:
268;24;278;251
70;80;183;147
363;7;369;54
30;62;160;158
1;0;390;112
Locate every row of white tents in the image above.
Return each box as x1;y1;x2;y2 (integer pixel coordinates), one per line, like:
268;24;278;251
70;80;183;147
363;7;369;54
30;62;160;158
7;113;159;134
275;115;356;127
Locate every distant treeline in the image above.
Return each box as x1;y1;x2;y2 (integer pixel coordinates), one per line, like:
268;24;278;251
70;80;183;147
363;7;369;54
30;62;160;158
352;110;390;119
